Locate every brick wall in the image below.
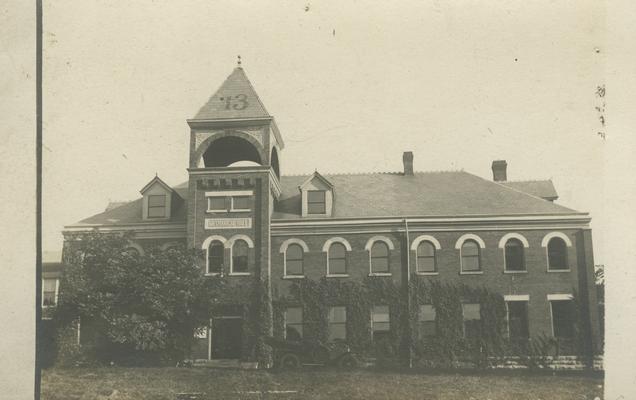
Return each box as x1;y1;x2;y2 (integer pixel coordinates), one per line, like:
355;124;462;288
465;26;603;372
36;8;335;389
270;228;597;344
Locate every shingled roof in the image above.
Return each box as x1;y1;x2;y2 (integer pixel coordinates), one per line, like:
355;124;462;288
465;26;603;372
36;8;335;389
75;185;188;226
272;171;576;219
192;67;270;121
500;180;559;201
69;171;579;227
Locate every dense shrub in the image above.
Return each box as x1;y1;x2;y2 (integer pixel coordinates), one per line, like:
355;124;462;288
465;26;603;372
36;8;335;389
54;232;212;365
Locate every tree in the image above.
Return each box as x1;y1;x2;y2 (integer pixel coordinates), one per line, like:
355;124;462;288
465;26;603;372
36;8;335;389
55;232;210;364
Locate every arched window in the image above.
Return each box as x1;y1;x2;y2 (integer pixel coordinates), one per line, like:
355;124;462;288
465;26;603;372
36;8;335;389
207;241;224;274
416;241;436;273
328;243;347;275
547;237;568;270
504;238;525;272
371;242;390;274
232;239;249;274
461;240;481;272
286;244;304;276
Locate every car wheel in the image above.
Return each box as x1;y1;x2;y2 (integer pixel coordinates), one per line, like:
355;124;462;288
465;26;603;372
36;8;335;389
279;353;301;369
338;354;358;369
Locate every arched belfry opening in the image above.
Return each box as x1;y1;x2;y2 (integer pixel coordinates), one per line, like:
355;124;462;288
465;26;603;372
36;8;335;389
203;136;263;168
271;147;280;179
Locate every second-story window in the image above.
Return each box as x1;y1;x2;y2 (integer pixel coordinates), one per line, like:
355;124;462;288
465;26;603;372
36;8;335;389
147;195;167;218
207;241;224;274
504;238;525;272
371;242;390;274
307;190;326;214
548;237;568;271
232;240;249;274
461;240;481;272
328;243;347;275
285;244;304;276
416;241;437;273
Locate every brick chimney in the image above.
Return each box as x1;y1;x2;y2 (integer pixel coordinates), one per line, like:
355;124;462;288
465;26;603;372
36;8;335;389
403;152;414;175
491;160;507;181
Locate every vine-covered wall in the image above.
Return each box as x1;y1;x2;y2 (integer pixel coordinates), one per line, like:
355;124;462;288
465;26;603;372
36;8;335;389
269;276;586;367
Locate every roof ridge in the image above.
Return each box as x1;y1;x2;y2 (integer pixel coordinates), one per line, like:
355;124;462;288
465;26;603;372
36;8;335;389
503;179;553;183
282;169;464;177
239;67;271;117
466;171;573;211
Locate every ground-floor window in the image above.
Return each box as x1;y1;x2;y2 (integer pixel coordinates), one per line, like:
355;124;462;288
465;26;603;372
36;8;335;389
462;303;481;339
42;278;58;307
328;306;347;341
418;304;436;337
550;300;576;339
285;307;303;341
371;305;391;342
506;301;529;339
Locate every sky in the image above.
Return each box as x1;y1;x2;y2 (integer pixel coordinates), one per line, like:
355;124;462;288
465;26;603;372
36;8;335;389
43;0;607;262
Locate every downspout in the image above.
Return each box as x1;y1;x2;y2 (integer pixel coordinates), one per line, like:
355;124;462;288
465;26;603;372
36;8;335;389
404;218;413;368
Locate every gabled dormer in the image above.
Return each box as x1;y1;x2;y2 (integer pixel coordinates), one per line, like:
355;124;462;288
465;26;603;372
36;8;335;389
140;176;175;221
299;171;334;217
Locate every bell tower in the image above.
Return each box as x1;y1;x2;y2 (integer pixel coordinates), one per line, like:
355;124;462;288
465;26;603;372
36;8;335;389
186;60;282;365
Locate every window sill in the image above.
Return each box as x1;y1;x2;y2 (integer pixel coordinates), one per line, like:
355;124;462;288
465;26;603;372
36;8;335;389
42;305;57;309
206;210;227;214
415;272;438;276
228;272;251;276
547;269;571;273
327;274;349;278
229;209;251;213
460;271;484;275
283;275;305;280
205;272;221;277
504;270;528;274
369;273;392;277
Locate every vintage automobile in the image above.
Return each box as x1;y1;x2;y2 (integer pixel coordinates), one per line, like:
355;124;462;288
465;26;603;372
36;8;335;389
265;336;358;369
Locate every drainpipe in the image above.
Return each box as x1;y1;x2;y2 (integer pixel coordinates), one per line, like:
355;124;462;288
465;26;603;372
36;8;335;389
404;218;413;369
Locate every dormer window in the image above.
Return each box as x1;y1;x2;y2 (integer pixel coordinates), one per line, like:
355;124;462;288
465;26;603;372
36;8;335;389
307;190;326;214
147;195;167;218
140;176;175;220
299;171;334;217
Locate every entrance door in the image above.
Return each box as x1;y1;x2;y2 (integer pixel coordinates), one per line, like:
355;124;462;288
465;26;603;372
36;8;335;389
191;324;210;360
211;317;243;359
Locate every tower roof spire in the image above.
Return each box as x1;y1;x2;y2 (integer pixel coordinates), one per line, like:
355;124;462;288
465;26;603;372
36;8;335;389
191;64;270;121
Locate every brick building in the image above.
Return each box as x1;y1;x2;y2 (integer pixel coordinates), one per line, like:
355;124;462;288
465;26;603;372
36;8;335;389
62;64;601;366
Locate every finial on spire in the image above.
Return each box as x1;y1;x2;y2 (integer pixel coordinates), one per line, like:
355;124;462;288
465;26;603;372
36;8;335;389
237;55;242;67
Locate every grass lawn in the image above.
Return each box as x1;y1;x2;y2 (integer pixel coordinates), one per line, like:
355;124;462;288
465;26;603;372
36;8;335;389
41;366;604;400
